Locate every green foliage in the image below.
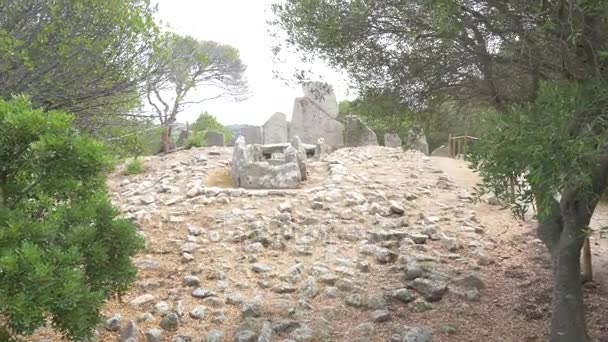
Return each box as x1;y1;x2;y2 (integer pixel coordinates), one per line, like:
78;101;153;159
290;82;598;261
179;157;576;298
469;80;608;219
97;120;164;158
191;112;233;144
337;100;351;122
186;131;206;149
147;34;247;151
124;158;145;175
346;93;412;145
340;89;485;152
0;0;160;129
0;97;144;340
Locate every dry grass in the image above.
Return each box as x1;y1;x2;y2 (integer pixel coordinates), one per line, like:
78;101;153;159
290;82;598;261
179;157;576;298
206;168;234;188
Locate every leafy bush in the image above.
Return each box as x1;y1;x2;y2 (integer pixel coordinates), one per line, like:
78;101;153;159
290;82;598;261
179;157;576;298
0;97;144;340
186;131;205;149
99;120;164;158
124;158;145;175
192;111;233;144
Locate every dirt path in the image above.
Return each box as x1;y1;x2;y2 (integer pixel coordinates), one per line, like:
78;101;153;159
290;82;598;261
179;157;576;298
430;157;480;192
432;155;608;293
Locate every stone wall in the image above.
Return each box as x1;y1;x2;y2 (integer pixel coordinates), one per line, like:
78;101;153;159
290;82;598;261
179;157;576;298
290;97;344;149
204;131;224;147
344;115;379;147
231;83;346;150
302;82;339;118
239;125;263;145
262;112;288;144
403;129;429;155
384;133;402;148
231;136;307;189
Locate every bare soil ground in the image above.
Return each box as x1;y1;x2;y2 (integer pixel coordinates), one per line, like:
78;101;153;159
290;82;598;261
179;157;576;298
32;149;608;341
432;156;608;342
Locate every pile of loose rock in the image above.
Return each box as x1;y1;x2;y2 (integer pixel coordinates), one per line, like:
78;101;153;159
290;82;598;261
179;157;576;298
99;145;495;342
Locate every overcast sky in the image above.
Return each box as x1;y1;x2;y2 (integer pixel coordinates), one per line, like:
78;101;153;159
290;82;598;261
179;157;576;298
155;0;354;126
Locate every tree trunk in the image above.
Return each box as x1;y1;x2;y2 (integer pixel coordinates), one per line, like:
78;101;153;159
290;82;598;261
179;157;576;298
537;202;590;342
161;126;171;153
549;234;589;342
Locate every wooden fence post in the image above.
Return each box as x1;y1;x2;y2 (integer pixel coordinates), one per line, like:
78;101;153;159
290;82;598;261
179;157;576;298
463;134;468;160
448;133;453;158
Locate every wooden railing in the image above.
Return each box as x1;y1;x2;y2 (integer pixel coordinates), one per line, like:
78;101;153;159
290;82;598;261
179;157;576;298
448;133;480;159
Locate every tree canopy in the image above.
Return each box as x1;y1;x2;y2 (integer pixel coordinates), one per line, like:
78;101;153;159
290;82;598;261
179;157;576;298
192;111;234;144
272;0;608;340
0;0;160;131
147;33;248;152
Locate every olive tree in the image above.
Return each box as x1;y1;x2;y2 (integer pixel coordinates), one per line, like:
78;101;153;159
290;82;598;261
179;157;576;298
272;0;608;340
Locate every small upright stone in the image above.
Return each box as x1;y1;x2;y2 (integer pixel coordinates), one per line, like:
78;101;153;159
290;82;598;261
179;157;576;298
346;293;363;307
145;329;163;342
389;200;405;215
291;326;314;342
366;293;386;310
393;326;432;342
241;296;264;317
192;287;213;299
352;322;375;341
234;329;257;342
130;294;155;306
205;330;224;342
183;275;201;287
393;288;415;303
154;301;169;316
371;310;391;323
411;278;448;302
119;320;138;342
252;263;272;273
159;312;179;331
189;306;206;320
384;133;403;148
258;321;273;342
105;314;122;332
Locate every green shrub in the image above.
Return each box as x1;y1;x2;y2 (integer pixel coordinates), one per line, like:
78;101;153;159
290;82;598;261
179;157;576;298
0;96;144;340
191;111;233;144
124;158;145;175
186;131;205;149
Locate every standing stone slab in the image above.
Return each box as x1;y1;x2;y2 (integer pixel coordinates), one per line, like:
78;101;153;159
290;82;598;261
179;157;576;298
290;83;344;149
302;82;339;118
232;136;249;187
204;131;224;147
175;129;191;148
344;115;378;147
291;136;307;181
431;146;450;157
403;129;430;155
314;138;327;160
384;133;402;148
263;112;288;144
416;134;429;155
239;125;263;145
238;160;301;189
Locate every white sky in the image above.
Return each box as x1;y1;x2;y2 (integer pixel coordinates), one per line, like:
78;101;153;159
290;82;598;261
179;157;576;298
155;0;354;126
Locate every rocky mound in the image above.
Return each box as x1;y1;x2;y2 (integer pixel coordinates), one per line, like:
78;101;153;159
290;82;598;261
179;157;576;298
93;146;500;342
